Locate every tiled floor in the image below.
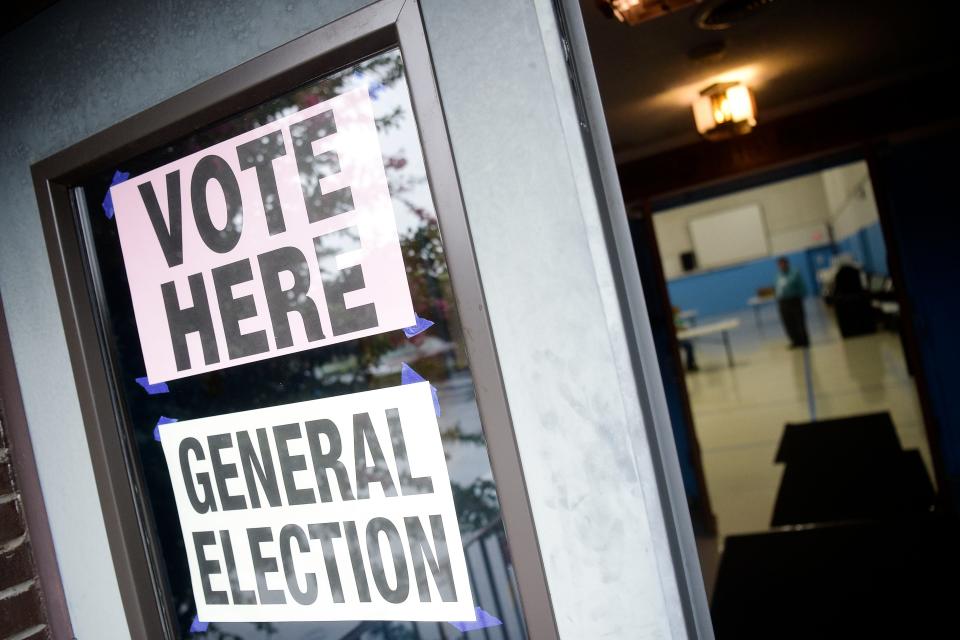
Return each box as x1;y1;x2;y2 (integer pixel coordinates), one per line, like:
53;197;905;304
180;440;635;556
683;300;930;541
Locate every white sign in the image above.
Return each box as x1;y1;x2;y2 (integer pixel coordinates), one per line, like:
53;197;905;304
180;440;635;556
158;382;474;622
111;87;415;384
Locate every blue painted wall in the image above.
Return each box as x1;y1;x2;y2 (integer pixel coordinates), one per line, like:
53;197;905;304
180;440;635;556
666;248;821;317
666;222;889;316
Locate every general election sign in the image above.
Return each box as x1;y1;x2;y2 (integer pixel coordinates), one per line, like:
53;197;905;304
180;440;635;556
158;382;474;622
110;87;414;384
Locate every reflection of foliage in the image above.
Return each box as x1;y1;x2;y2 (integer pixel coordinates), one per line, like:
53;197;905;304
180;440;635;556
441;424;485;446
403;221;445;280
374;105;405;133
453;479;501;533
401;221;450;349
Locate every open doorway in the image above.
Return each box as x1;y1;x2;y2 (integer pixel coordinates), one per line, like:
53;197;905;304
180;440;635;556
576;0;960;635
651;159;933;540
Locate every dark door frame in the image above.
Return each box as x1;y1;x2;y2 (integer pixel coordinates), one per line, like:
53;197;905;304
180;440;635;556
29;1;558;636
633;200;716;537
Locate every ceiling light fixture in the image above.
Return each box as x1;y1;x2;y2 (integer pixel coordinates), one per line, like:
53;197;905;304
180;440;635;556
692;81;757;140
597;0;699;27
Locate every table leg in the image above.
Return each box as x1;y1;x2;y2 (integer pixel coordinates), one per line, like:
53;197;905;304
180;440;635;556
753;305;762;330
722;330;734;367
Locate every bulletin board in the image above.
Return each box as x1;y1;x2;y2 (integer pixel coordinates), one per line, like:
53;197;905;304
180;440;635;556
689;204;769;269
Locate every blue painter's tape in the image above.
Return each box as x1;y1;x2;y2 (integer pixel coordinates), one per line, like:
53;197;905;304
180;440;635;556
153;416;178;442
400;363;441;417
402;314;434;339
189;615;209;633
369;81;386;100
430;386;441;417
102;170;131;220
136;376;169;395
400;362;426;385
449;607;503;633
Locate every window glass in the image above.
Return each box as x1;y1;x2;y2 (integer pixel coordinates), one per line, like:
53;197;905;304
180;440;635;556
77;48;528;640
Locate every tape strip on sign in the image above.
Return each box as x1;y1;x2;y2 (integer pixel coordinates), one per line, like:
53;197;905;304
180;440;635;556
402;314;434;339
154;416;178;442
450;607;503;632
400;363;441;417
136;376;169;395
157;382;475;623
102;169;130;219
110;86;415;385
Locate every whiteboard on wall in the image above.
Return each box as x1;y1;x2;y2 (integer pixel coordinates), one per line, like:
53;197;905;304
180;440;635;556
689;204;769;269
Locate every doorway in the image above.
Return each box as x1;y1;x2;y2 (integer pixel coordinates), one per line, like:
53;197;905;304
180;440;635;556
574;0;960;633
650;159;933;541
628;154;957;637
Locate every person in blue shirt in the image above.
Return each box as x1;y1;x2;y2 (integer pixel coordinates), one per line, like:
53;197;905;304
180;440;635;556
775;257;809;348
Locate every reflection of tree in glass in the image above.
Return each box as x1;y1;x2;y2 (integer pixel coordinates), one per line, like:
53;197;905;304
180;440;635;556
400;217;449;342
452;479;501;533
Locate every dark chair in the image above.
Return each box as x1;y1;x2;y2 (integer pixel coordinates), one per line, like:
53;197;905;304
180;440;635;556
833;264;876;337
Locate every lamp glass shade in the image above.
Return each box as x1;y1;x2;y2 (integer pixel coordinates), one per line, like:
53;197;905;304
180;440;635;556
692;83;757;137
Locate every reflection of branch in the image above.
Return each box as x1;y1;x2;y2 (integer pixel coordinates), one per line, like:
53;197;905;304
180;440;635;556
452;478;501;534
462;515;505;548
441;424;485;445
398;196;436;223
374;105;404;132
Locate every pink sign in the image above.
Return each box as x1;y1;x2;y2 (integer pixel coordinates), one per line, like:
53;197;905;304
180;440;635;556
111;87;414;384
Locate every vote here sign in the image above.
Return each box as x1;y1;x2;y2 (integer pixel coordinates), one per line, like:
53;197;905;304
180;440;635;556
158;382;474;623
110;86;414;384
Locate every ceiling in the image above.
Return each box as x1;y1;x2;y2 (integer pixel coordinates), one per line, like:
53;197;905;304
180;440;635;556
580;0;960;162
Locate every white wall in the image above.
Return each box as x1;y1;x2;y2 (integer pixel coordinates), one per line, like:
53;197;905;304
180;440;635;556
821;161;880;239
654;172;832;279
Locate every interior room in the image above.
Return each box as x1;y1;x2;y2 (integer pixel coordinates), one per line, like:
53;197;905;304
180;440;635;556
580;0;960;635
653;160;930;540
